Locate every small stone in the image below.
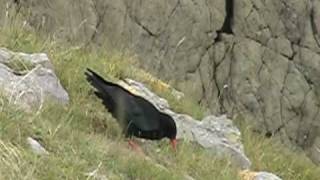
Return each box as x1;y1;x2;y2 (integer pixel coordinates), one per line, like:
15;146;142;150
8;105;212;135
255;172;282;180
27;137;49;155
240;170;282;180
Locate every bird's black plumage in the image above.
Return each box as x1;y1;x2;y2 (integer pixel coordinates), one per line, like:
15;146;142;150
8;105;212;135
85;68;177;142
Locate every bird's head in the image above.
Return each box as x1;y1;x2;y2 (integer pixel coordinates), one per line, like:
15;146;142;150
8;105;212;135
159;113;177;151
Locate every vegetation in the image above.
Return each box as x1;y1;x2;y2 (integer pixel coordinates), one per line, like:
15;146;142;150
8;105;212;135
239;121;320;180
4;55;35;75
0;9;320;180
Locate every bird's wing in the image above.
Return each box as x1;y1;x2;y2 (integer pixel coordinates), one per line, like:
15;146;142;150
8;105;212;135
124;95;161;131
85;68;132;113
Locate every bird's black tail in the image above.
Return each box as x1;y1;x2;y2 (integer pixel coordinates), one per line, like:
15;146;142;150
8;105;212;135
85;68;118;111
85;68;118;90
85;68;134;95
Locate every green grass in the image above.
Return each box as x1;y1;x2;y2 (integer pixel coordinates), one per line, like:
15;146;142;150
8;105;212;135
1;13;320;180
3;55;36;75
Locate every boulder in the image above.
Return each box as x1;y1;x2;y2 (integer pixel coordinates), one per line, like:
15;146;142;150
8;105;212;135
0;48;69;111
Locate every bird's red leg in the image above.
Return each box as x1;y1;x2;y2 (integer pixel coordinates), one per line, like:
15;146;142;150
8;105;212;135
128;139;144;154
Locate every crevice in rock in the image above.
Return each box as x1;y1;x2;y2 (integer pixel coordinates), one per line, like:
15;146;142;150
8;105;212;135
223;42;236;115
292;59;314;88
212;61;222;111
257;64;264;82
186;43;214;105
288;41;299;61
133;18;158;37
187;43;214;74
267;124;285;137
90;2;108;42
244;2;260;23
214;0;234;42
244;35;265;47
169;0;181;18
279;59;291;141
196;44;214;105
244;35;301;63
265;131;272;138
125;4;159;37
295;89;312;147
214;43;234;114
205;0;214;33
299;44;320;56
12;0;20;8
305;107;320;148
310;1;320;48
198;70;206;105
7;0;22;16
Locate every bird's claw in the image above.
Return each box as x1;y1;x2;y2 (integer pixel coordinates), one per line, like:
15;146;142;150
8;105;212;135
128;140;145;155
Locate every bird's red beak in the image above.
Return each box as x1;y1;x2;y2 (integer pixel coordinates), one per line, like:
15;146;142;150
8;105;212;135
170;138;177;151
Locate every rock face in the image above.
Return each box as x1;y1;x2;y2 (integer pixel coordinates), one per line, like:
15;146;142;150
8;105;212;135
0;48;69;111
119;79;251;169
3;0;320;163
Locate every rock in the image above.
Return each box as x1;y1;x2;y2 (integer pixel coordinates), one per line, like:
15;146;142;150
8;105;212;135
240;170;282;180
119;78;251;169
118;79;170;110
184;174;195;180
0;48;69;111
254;172;282;180
27;137;49;155
174;114;251;169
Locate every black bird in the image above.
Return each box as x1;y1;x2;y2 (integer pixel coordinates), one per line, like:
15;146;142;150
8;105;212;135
85;68;177;150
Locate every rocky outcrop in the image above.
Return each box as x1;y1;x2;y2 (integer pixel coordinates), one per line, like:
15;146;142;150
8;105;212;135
3;0;320;164
0;48;69;111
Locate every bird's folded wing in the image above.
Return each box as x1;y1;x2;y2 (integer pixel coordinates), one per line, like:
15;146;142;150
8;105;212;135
126;97;160;131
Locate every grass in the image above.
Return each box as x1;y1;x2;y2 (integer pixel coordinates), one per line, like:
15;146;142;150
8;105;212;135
3;55;36;75
236;117;320;180
0;12;320;180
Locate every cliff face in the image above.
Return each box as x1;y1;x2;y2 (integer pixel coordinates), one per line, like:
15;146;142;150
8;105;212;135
3;0;320;164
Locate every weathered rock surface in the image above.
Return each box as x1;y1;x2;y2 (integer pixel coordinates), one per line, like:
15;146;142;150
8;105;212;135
119;78;251;169
0;48;69;111
3;0;320;164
